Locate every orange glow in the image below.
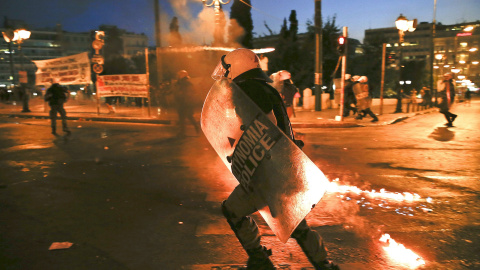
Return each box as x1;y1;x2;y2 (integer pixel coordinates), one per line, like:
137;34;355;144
380;234;426;268
326;179;422;203
159;46;274;54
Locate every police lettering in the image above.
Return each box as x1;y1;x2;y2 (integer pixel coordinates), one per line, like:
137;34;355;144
231;119;278;185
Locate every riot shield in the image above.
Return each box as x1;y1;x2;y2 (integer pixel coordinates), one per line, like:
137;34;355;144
201;78;329;243
352;82;371;110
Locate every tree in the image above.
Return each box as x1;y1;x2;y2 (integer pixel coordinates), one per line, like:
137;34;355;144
353;33;388;97
295;15;341;90
288;10;298;41
263;21;274;36
265;14;341;90
228;0;253;48
268;11;300;79
99;25;124;60
97;25;141;76
168;17;182;47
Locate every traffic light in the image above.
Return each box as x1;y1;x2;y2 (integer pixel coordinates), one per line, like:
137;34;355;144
337;36;346;55
387;53;396;64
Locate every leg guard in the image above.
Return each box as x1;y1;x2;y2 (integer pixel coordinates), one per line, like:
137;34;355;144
291;219;328;268
221;201;274;269
221;201;261;251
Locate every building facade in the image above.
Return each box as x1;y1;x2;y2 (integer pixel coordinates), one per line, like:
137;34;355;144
1;20;149;88
365;21;479;91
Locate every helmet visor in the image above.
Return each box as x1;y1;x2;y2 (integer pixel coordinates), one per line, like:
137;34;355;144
211;60;227;81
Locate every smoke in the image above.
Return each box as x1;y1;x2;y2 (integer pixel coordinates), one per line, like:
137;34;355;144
165;0;244;47
186;7;218;45
310;175;385;241
319;195;382;240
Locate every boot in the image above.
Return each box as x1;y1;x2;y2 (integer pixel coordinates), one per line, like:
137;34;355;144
246;246;275;270
312;260;341;270
451;114;457;123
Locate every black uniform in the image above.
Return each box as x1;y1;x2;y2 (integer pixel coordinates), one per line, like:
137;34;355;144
173;76;200;136
44;83;70;134
438;79;457;126
343;79;357;117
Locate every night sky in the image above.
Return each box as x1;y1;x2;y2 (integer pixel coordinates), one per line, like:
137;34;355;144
1;0;479;46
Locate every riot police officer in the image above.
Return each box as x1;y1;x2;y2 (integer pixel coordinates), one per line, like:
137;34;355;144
211;48;340;270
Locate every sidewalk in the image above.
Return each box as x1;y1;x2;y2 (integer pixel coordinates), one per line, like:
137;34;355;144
0;97;436;128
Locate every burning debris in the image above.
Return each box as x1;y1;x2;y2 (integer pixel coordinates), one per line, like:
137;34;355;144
158;45;274;54
320;177;431;268
379;233;426;268
327;178;423;202
325;178;435;216
48;242;73;250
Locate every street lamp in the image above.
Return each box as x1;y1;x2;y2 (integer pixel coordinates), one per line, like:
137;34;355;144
2;28;31;112
434;53;444;80
13;29;31;48
395;14;416;43
2;28;31;85
395;14;417;113
202;0;231;45
2;30;16;86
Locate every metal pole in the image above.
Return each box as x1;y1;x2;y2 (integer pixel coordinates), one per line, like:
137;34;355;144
154;0;163;83
7;42;15;85
398;30;404;94
431;0;437;105
145;47;151;117
314;0;323;111
380;43;386;115
339;26;347;121
96;74;100;115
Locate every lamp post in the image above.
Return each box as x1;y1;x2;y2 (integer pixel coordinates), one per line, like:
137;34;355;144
395;14;417;112
2;29;31;85
13;29;31;85
434;53;444;80
3;28;31;112
202;0;231;46
2;30;16;86
395;14;416;66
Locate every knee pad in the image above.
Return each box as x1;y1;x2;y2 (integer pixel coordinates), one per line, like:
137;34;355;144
291;226;309;241
221;200;254;232
221;200;238;228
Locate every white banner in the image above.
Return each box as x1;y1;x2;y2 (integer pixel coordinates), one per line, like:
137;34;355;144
97;74;148;98
33;52;91;86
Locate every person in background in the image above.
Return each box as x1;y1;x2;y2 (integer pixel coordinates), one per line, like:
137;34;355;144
105;96;117;114
44;78;71;135
353;76;378;122
173;70;200;136
278;70;299;118
17;83;31;112
419;87;432;109
259;53;269;75
343;74;357;117
410;88;418;112
437;73;457;127
464;88;471;106
394;88;406;113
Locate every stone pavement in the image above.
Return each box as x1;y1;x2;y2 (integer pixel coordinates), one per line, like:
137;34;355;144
0;97;436;128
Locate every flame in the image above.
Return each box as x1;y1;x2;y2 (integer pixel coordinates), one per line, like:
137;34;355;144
158;46;275;54
380;234;426;268
326;179;424;203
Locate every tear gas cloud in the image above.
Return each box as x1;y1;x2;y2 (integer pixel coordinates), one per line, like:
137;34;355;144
166;0;244;47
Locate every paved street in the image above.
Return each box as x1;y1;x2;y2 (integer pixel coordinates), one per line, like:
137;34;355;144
0;98;479;270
